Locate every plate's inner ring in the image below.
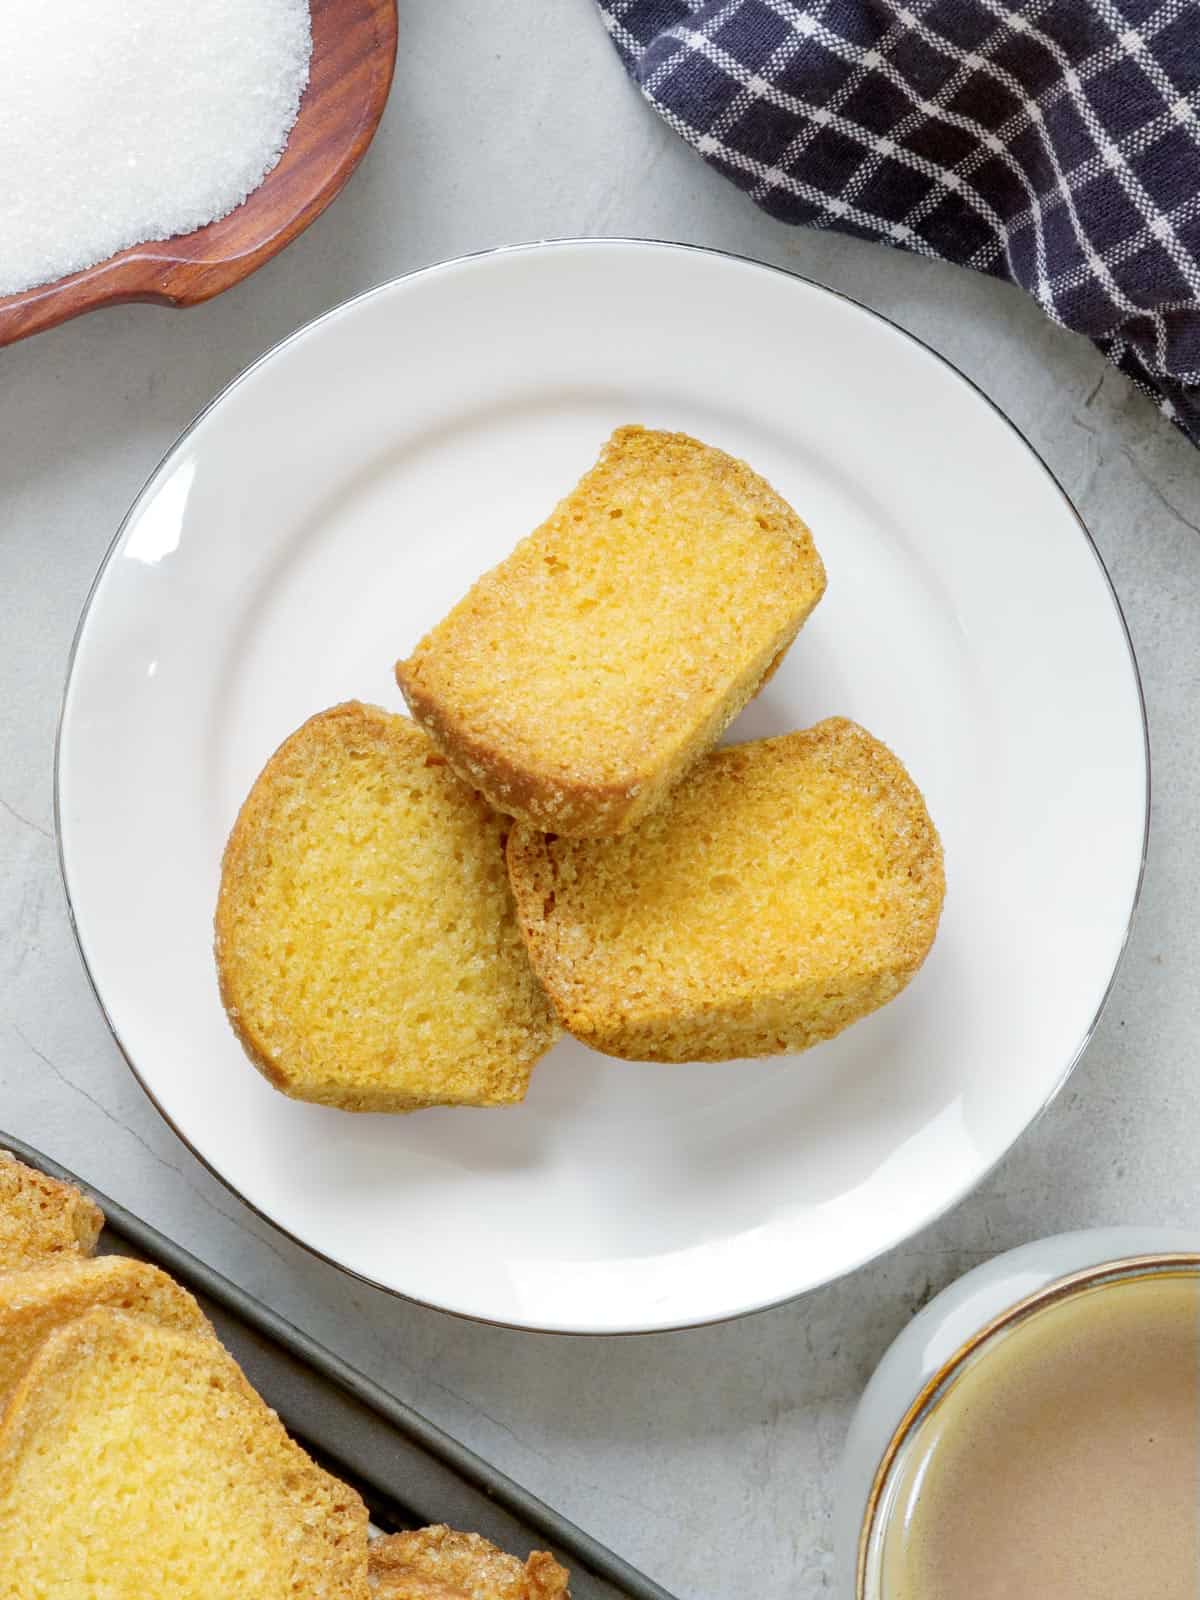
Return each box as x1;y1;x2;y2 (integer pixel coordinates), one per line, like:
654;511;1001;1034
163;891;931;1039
57;242;1147;1332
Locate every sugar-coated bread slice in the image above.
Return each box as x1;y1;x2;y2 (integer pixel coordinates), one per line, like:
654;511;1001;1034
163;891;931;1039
0;1149;103;1272
215;703;559;1112
0;1256;213;1414
0;1308;369;1598
396;426;826;837
369;1526;570;1599
506;719;945;1062
369;1569;462;1600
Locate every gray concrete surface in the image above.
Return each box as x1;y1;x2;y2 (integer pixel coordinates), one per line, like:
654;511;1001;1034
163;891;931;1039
2;4;1197;1594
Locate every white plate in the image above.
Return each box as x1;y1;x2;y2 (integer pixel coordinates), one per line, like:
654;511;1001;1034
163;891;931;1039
57;241;1148;1334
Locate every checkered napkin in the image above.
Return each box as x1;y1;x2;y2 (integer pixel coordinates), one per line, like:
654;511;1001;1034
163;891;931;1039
598;0;1200;442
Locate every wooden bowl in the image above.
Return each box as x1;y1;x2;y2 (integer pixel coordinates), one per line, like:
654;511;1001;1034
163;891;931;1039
0;0;397;349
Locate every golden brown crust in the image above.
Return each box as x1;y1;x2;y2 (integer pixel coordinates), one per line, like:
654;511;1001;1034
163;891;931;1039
0;1149;103;1273
215;702;559;1112
369;1561;464;1600
397;426;825;837
507;720;945;1063
370;1571;464;1600
369;1526;569;1599
394;676;643;837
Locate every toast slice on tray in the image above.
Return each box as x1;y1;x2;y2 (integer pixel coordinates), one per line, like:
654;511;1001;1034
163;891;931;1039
0;1148;103;1273
0;1307;369;1597
397;426;826;837
506;719;944;1062
216;702;559;1112
369;1525;570;1599
0;1255;212;1414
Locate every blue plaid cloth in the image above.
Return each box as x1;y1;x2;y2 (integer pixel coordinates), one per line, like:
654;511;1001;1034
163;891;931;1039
598;0;1200;442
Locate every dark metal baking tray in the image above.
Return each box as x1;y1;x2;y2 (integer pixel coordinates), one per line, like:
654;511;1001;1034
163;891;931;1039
1;1131;678;1600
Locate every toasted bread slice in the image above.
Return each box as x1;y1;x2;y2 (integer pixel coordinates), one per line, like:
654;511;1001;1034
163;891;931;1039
0;1256;212;1415
397;427;825;837
0;1307;369;1598
215;703;558;1112
0;1149;103;1272
370;1569;462;1600
369;1526;570;1599
507;720;944;1062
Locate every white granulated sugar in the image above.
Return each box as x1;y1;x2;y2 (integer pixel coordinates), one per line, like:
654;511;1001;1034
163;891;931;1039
0;0;311;297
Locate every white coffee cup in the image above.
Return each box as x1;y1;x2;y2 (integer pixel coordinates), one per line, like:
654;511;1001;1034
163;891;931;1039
835;1226;1198;1598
